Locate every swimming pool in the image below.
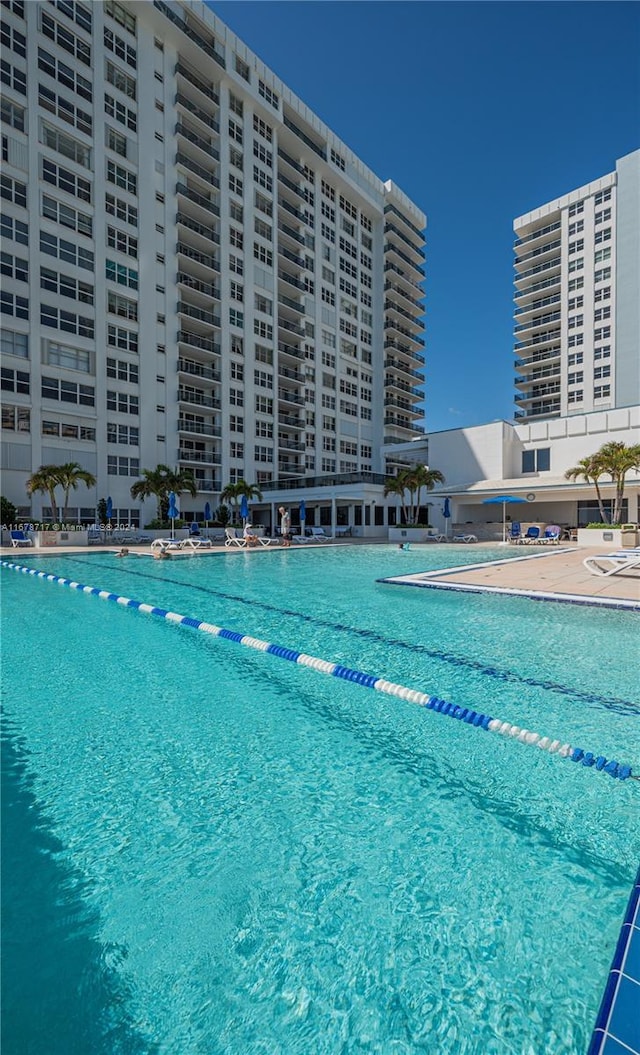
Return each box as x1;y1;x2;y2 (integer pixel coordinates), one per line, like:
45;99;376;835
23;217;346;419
2;546;638;1054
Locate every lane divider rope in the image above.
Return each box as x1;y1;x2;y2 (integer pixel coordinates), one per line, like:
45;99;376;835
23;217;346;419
2;559;635;782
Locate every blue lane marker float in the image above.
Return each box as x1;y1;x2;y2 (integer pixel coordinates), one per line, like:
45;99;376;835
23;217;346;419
2;559;637;782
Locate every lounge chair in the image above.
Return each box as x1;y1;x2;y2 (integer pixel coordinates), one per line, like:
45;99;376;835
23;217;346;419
224;529;246;548
150;538;185;553
308;527;332;541
425;533;448;542
291;534;312;544
181;537;212;551
87;526;103;545
256;535;273;547
334;526;352;537
452;533;478;544
10;529;33;547
508;522;522;544
522;526;541;544
583;549;640;577
540;525;561;544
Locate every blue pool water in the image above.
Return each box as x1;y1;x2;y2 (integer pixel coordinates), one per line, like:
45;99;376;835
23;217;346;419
2;545;639;1054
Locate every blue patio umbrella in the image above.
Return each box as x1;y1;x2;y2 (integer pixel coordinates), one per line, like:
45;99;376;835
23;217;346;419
299;499;306;537
442;497;451;538
168;490;179;539
204;501;212;528
482;494;528;544
240;494;249;524
105;496;113;525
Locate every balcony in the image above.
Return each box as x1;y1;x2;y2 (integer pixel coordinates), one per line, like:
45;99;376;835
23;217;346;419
515;239;561;266
384;203;424;243
279;413;304;428
278;363;304;382
515;329;561;351
176;242;219;273
515;383;561;403
278;317;305;337
178;358;220;382
178;301;219;327
175;61;219;105
383;222;425;259
175;92;219;132
514;257;561;284
277;437;305;451
384;261;424;294
175;121;219;161
384;340;425;365
514;402;560;420
176;212;220;246
514;274;561;301
514;220;561;248
178;330;220;355
385;319;425;347
277;147;308;178
384;241;425;277
277;220;305;247
514;365;560;386
175;151;219;190
177;272;219;299
384;414;425;433
514;293;561;316
514;310;562;334
278;292;304;315
176;182;220;218
178;447;221;463
178;389;221;410
278;244;306;270
384;357;423;379
384;281;424;312
514;346;561;369
278;389;304;406
282;113;326;160
278;340;304;361
278;196;312;227
277;268;306;293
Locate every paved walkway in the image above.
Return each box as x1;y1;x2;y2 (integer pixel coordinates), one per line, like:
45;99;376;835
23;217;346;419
383;545;640;609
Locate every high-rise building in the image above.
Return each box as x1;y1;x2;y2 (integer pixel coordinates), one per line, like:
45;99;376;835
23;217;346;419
513;149;639;423
1;0;425;523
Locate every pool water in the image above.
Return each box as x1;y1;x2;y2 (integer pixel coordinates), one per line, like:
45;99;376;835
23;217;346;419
2;546;638;1054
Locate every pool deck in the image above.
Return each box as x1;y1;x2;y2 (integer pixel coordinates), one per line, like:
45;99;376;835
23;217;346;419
381;545;640;611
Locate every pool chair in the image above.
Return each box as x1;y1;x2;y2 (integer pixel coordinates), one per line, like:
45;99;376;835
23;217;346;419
10;529;33;547
256;535;273;547
87;526;103;545
508;522;523;544
425;533;448;542
224;529;246;548
452;533;478;544
522;526;541;544
150;538;185;553
583;549;640;577
540;525;561;545
308;527;332;541
181;537;212;551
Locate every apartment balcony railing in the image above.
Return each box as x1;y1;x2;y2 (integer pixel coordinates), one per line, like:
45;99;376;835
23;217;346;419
190;477;221;492
383;339;425;364
178;411;222;428
514;293;561;316
279;413;304;428
385;375;422;396
175;92;219;132
278;389;304;405
278;292;304;314
515;383;561;402
384;203;424;242
277;268;306;292
278;364;304;382
514;402;560;420
385;320;425;346
278;196;312;227
178;301;219;327
177;330;220;354
178;358;221;382
514;366;560;386
515;239;561;265
384;357;423;379
384;414;425;433
515;330;561;350
514;346;561;369
277;147;308;178
175;121;219;160
514;257;561;283
384;261;424;293
278;340;304;360
175;152;219;188
176;182;220;217
176;212;220;245
174;61;219;104
277;220;305;247
282;113;326;160
384;242;425;277
178;448;221;463
383;222;426;259
385;301;425;327
178;389;221;410
514;310;562;333
277;438;305;451
514;220;561;248
278;245;306;269
177;272;219;298
384;281;423;310
278;317;305;336
278;170;313;204
384;396;416;411
155;1;225;66
176;242;219;272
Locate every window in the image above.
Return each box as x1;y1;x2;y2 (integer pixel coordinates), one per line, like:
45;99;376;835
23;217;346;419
106;357;138;382
594;306;611;322
567;333;583;347
229;92;243;117
229;253;243;276
595;267;611;284
42;158;91;203
567;390;583;405
40;10;91;64
567;295;583;310
2;404;30;431
43;194;92;236
330;148;345;171
105;92;136;131
567;257;583;273
254;369;272;389
41;375;94;405
0;172;26;207
594;227;611;245
106;259;138;289
107;423;139;445
44;340;90;372
255;395;273;414
104;26;136;68
253;166;272;192
51;1;92;33
253;141;272;167
229;441;244;459
595;207;612;225
3;236;26;288
106;193;137;227
105;0;136;35
1;212;28;245
107;291;137;320
594;326;611;342
106;125;127;156
229;227;243;249
37;46;92;101
594;364;611;380
1;328;28;359
229;146;243;170
1;58;26;95
1;96;25;131
230;280;243;302
594;385;611;400
234;56;249;82
107;324;137;353
229;173;243;197
594;188;611;205
107;455;139;476
107;159;136;195
568;219;583;235
568;314;583;329
229;414;243;432
568;239;583;255
1;290;28;318
42;122;91;168
258;79;278;109
230;200;243;223
254;293;272;314
522;448;550;473
39;84;92;135
0;17;25;55
567;351;583;366
594;247;611;264
41;303;93;336
594;345;610;361
255;419;273;438
567;371;583;385
40;231;94;270
253;243;272;266
41;266;94;304
567;276;584;292
253;114;272;142
568;201;583;216
106;390;138;414
1;366;29;393
228;117;243;144
254;319;272;340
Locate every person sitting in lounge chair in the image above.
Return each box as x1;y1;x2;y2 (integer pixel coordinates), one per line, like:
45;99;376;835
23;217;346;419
243;523;259;547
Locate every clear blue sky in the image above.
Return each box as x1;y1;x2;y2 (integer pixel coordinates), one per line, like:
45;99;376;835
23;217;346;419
210;1;639;434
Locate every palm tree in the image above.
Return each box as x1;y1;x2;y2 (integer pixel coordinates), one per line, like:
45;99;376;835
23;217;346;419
565;454;609;523
220;480;263;524
55;462;96;520
407;465;446;524
383;469;412;525
596;441;640;524
26;465;63;522
130;465;197;523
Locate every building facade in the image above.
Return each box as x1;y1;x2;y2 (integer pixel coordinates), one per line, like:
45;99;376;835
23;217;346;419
513;149;640;424
1;0;426;524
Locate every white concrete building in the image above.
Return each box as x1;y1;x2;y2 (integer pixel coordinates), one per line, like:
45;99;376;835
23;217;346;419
1;0;425;526
513;150;640;423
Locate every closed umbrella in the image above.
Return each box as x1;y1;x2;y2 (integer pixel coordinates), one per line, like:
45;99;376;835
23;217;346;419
482;494;528;544
442;497;451;538
299;499;306;537
168;491;179;540
240;494;249;525
106;496;113;525
204;501;212;530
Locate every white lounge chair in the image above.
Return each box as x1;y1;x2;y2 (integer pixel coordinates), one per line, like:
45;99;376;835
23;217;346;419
308;527;332;541
425;533;448;543
150;538;185;553
453;533;478;544
583;549;640;577
181;537;212;551
10;529;32;547
224;529;246;548
291;534;312;544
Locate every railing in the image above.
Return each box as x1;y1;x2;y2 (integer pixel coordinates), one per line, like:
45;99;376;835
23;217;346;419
384;242;425;276
175;61;219;103
277;147;307;177
277;268;306;292
279;413;304;428
176;212;220;244
384;261;424;293
514;257;561;282
278;317;305;336
384;414;425;432
384;222;426;259
514;310;562;333
278;220;305;246
177;273;219;298
385;301;425;327
278;245;306;268
514;220;561;247
177;330;220;354
176;242;219;272
384;357;423;378
278;389;304;405
514;293;561;315
154;3;225;67
178;448;221;462
279;292;304;313
278;196;311;226
178;301;219;326
278;364;304;381
514;346;561;368
278;340;304;360
515;239;561;265
176;182;220;217
261;470;389;492
178;390;221;410
384;203;424;241
384;340;425;364
385;319;425;345
513;274;561;300
175;92;219;132
516;330;561;350
384;281;423;308
514;366;560;385
282;113;326;160
175;151;219;188
515;383;561;402
175;122;219;160
178;358;221;381
178;416;221;434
